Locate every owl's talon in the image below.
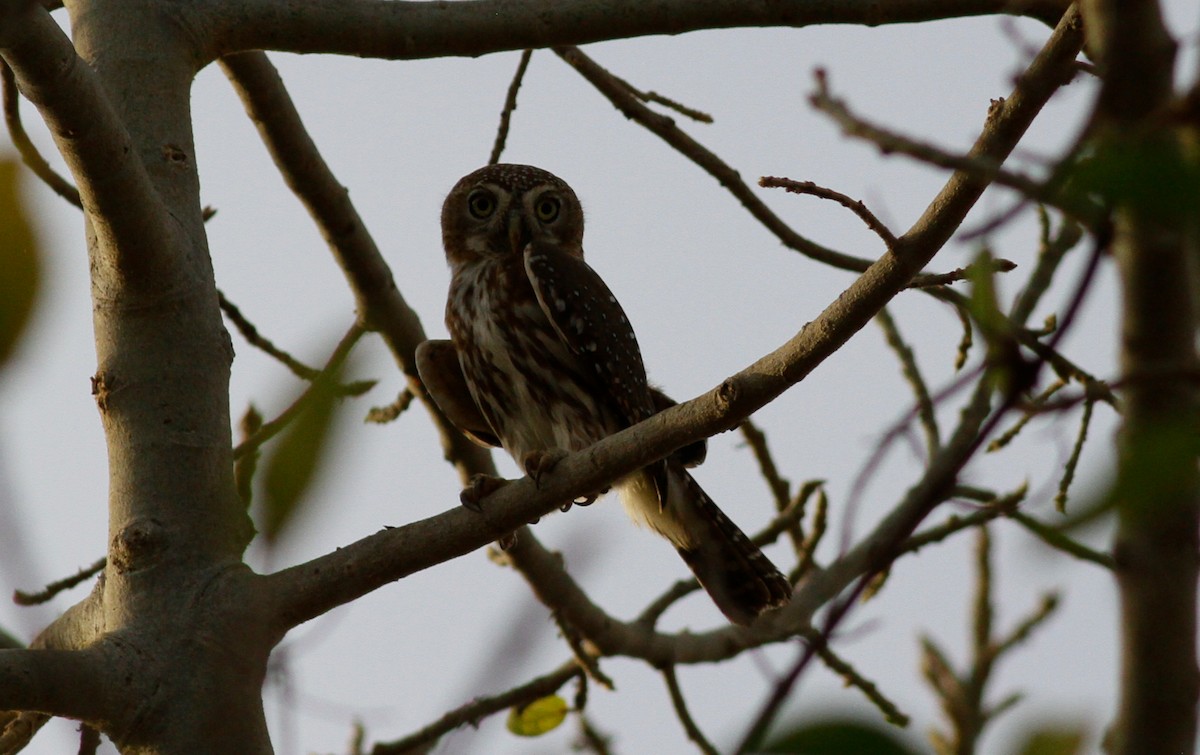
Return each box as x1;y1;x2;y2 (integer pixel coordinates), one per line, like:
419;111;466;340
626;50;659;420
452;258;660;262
460;474;508;512
498;531;518;550
522;449;567;487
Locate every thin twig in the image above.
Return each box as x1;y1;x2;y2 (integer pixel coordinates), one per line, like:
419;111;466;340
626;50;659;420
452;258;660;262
809;69;1101;227
553;612;614;690
1054;396;1093;512
988;379;1066;451
739;419;801;550
611;72;713;123
1008;511;1114;568
488;49;533;165
793;487;827;580
899;484;1027;556
993;592;1059;657
802;628;910;726
371;661;582;755
910;258;1018;288
760;176;898;249
1;59;81;207
365;388;414;424
574;715;614;755
554;45;879;275
235;405;263;509
662;666;720;755
232;323;365;461
1009;209;1084;325
13;557;106;606
218;290;320;380
877;306;940;457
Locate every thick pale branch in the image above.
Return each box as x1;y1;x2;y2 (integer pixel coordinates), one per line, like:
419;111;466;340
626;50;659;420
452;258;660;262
0;1;178;287
0;648;108;722
207;0;1070;60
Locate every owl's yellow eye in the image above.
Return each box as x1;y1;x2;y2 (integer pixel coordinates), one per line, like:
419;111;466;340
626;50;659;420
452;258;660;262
467;191;496;219
534;196;561;223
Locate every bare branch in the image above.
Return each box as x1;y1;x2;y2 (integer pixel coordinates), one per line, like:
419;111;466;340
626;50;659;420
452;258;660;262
218;290;322;381
760;176;898;250
739;420;803;552
0;59;80;207
610;73;713;123
488;49;533;166
899;484;1026;556
12;558;105;606
555;45;882;274
1008;511;1114;569
876;306;940;456
264;1;1084;654
804;627;909;726
232;323;365;462
663;666;720;755
371;661;582;755
207;0;1071;61
364;388;414;424
809;68;1100;226
1054;395;1093;513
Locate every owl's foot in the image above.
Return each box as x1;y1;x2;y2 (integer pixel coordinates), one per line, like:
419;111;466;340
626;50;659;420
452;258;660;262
460;474;508;512
522;449;566;487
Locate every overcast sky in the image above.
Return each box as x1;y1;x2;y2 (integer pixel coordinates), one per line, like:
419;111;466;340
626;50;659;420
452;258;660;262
2;4;1199;753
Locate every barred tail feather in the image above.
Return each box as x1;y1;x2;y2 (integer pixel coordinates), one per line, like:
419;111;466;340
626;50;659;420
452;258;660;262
616;462;791;625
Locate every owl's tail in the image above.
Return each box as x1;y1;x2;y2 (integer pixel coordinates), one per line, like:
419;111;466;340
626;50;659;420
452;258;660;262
617;461;791;625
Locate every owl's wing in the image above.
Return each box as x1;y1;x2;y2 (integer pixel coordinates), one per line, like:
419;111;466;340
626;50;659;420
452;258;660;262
525;243;676;503
524;243;657;425
415;339;502;448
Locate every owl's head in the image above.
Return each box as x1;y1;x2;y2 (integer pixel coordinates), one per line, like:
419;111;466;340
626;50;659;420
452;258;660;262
441;164;584;267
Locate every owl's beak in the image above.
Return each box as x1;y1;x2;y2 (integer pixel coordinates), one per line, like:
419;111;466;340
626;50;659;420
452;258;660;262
507;211;530;256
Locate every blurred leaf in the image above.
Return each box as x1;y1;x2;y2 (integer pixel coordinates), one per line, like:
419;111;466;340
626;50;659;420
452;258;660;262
1064;136;1200;221
0;158;40;367
761;719;923;754
506;694;568;737
259;374;344;545
1112;420;1200;521
967;248;1029;395
1012;726;1086;755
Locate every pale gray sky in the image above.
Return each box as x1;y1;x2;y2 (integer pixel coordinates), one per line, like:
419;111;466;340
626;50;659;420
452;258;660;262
2;5;1198;753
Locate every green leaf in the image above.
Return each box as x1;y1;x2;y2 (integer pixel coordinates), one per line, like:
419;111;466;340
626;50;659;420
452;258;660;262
0;159;41;368
1012;726;1086;755
1065;136;1200;222
761;719;922;754
259;374;345;545
506;695;568;737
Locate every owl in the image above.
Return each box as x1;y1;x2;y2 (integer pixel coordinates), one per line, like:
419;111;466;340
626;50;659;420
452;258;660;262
417;164;790;625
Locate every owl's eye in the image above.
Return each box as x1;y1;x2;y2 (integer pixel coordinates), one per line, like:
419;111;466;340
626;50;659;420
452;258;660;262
534;196;561;223
467;191;497;219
